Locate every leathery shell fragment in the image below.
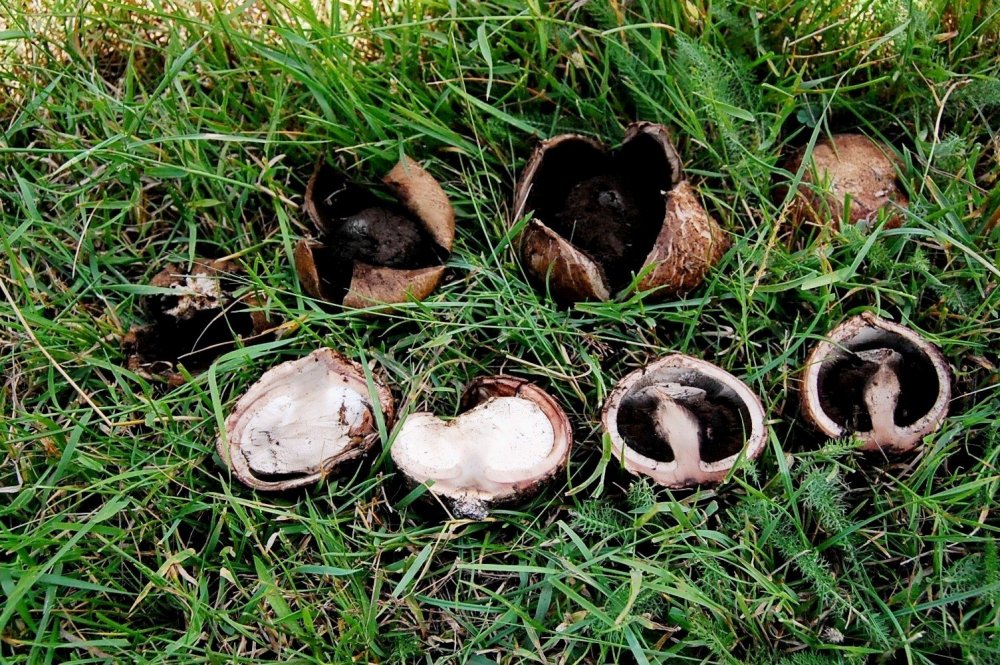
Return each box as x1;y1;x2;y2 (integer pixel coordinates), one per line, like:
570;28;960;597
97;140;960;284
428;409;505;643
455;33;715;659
218;348;394;491
390;376;572;519
295;156;455;308
512;121;728;302
800;312;951;454
602;355;767;488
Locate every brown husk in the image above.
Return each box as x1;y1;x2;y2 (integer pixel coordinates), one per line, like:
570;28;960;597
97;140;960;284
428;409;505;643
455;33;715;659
786;133;908;229
296;155;455;307
512;122;727;302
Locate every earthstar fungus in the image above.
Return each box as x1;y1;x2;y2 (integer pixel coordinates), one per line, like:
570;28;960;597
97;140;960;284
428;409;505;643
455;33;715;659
296;156;455;308
218;348;394;491
512;121;728;302
801;313;951;454
390;376;572;519
602;355;767;488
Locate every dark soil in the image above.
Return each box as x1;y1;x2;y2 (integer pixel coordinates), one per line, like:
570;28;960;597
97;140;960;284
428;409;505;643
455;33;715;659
817;339;940;432
617;375;751;464
307;165;447;299
525;132;673;290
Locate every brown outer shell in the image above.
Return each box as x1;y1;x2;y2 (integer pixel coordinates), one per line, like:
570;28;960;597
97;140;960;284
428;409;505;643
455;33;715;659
636;180;730;294
217;348;395;491
297;156;455;307
519;220;611;301
800;312;951;454
511;123;726;301
787;133;908;228
601;354;767;488
623;121;682;188
392;375;573;518
384;156;455;252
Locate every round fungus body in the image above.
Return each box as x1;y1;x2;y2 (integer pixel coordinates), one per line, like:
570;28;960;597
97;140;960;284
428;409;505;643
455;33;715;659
295;156;455;308
602;355;767;488
786;133;908;229
218;348;394;491
124;259;273;384
801;313;951;454
390;376;572;519
512;121;728;303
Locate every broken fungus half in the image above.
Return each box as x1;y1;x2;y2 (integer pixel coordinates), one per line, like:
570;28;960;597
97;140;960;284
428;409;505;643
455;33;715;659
602;355;767;489
785;133;908;229
801;312;951;454
218;348;394;491
295;155;455;308
512;121;728;302
124;258;273;385
390;376;572;519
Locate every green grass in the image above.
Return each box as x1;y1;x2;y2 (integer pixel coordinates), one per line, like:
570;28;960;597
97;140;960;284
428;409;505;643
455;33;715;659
1;0;999;662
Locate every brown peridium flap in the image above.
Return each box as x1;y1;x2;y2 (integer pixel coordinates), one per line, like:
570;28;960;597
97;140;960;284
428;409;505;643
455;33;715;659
297;155;455;308
637;180;729;295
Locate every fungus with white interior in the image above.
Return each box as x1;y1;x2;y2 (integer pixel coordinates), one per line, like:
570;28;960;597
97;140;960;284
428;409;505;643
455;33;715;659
801;313;951;454
218;348;394;491
295;155;455;308
602;355;766;488
390;376;572;519
512;121;728;303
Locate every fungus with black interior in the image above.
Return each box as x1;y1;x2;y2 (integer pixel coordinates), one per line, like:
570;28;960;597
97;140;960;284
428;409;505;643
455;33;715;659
602;355;767;488
801;313;951;454
217;348;395;491
123;259;273;385
512;121;728;302
390;376;572;519
295;155;455;308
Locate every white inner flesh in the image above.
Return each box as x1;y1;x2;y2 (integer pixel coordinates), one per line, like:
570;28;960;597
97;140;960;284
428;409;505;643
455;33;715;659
240;383;370;476
392;396;555;496
164;274;226;319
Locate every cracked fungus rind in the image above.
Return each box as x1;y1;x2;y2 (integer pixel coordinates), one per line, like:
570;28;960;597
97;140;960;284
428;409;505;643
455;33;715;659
241;384;372;476
221;349;391;490
392;396;555;494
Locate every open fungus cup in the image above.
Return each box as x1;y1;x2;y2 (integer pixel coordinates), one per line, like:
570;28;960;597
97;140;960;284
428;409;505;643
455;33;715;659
390;376;572;519
217;348;394;491
785;133;908;230
124;258;273;384
602;355;767;489
801;312;951;454
295;155;455;308
512;121;728;302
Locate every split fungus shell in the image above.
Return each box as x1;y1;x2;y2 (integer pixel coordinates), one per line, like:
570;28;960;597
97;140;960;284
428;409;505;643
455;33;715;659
801;312;951;454
218;348;394;491
602;355;767;488
786;133;908;229
512;121;728;302
123;258;273;385
390;376;573;519
296;155;455;308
